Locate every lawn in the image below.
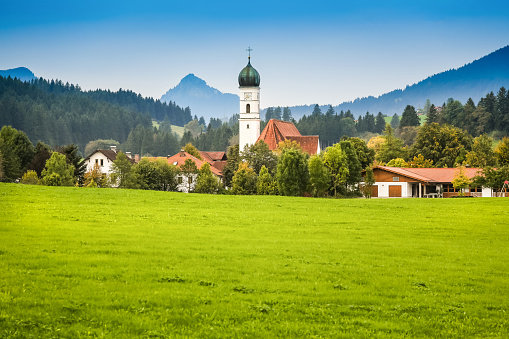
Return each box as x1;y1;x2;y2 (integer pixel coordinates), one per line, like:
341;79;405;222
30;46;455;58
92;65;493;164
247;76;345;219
0;183;508;338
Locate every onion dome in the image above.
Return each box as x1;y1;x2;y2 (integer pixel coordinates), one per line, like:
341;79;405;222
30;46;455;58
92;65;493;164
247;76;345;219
238;58;260;87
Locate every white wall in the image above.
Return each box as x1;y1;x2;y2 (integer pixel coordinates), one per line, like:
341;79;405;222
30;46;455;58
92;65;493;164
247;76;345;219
374;182;413;198
85;152;114;175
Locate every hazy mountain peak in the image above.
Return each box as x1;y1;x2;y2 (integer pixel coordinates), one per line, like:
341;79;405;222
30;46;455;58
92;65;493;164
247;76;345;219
0;67;36;82
161;74;238;121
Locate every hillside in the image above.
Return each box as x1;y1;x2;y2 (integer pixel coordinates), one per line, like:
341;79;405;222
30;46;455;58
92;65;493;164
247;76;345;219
272;45;509;119
161;74;238;122
0;67;36;82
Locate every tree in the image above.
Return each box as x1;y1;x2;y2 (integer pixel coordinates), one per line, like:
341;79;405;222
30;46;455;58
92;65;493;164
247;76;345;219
277;148;309;196
452;165;470;196
273;107;282;120
408;154;434;168
323;144;349;197
386;158;409;167
275;140;303;155
340;140;362;189
361;167;375;199
154;159;178;192
376;124;406;164
83;163;108;187
21;170;40;185
308;155;330;197
56;144;86;185
0;125;35;181
29;142;52;177
465;135;497;168
311;104;322;116
241;140;278;175
222;144;240;188
495;137;509;166
426;104;438;124
443;100;464;126
195;162;221;194
257;165;278;195
347;137;375;169
41;152;75;186
0;148;3;181
184;119;204;138
410;123;472;168
282;107;293;122
110;151;137;188
183;143;202;160
399;105;420;129
390;113;400;129
265;107;274;121
374;112;385;134
133;158;160;190
179;158;198;193
231;162;257;195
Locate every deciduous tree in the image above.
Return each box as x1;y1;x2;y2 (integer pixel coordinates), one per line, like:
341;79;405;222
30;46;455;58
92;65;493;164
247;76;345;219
323;144;349;197
195;162;221;194
231;162;257;195
179;158;198;193
465;135;497;168
495;137;509;166
41;152;75;186
308;155;330;197
257;165;278;195
110;151;137;188
277;148;309;196
241;140;278;175
452;165;470;196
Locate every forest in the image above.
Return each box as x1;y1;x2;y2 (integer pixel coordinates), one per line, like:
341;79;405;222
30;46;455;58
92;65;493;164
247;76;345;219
0;76;192;153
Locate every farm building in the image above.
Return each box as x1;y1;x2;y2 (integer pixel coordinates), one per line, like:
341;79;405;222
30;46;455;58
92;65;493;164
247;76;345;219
365;166;505;198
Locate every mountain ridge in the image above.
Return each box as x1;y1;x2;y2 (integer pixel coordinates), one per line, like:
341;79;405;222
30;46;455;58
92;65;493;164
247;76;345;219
0;67;36;82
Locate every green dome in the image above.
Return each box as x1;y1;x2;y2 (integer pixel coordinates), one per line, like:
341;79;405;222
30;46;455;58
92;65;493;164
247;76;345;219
238;59;260;87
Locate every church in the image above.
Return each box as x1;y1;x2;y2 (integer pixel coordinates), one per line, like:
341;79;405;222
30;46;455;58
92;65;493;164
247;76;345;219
237;52;320;155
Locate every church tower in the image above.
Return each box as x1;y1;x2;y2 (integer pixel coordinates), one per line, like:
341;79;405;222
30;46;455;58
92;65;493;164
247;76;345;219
238;48;261;151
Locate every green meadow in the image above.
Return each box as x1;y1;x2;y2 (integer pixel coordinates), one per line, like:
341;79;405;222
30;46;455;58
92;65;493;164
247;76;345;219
0;184;508;338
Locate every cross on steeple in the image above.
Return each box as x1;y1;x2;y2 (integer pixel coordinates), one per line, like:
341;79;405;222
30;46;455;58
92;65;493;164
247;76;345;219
246;46;253;60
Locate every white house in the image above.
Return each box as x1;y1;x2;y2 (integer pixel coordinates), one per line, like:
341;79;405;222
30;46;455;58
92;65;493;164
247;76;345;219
84;146;136;175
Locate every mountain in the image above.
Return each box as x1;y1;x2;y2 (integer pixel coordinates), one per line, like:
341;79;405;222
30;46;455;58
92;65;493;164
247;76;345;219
269;45;509;119
161;74;238;122
0;67;36;82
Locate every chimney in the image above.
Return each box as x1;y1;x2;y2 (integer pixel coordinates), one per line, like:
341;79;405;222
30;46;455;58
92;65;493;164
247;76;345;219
134;154;140;163
167;155;171;159
180;149;185;157
110;145;117;153
125;152;132;159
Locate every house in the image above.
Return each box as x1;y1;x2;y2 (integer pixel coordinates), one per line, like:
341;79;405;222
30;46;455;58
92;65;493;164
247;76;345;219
150;150;223;193
84;146;137;175
365;166;501;198
199;151;228;174
257;119;321;155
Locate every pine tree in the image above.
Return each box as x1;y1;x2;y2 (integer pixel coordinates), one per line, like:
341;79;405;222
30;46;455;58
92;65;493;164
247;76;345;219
374;112;385;134
399;105;420;128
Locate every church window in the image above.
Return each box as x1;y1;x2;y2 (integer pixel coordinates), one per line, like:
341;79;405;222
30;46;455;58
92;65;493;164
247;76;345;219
246;104;250;113
247;124;250;129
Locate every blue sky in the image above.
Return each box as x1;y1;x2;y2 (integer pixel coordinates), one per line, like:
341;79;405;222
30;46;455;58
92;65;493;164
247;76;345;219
2;1;509;109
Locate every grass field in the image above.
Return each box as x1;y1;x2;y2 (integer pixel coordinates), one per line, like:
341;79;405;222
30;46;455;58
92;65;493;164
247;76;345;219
1;184;508;338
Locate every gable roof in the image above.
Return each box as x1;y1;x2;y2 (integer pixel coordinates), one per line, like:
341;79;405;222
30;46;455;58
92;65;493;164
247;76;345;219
84;149;135;164
199;151;227;163
373;166;483;183
257;119;319;155
147;151;223;177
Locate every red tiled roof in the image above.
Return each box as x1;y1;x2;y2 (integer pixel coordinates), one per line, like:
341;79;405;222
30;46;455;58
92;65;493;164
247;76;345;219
199;151;227;163
257;119;319;155
147;151;223;177
374;166;483;183
287;136;320;156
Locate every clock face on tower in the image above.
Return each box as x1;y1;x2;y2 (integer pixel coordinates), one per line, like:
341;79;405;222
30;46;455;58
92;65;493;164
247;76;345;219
244;92;252;100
